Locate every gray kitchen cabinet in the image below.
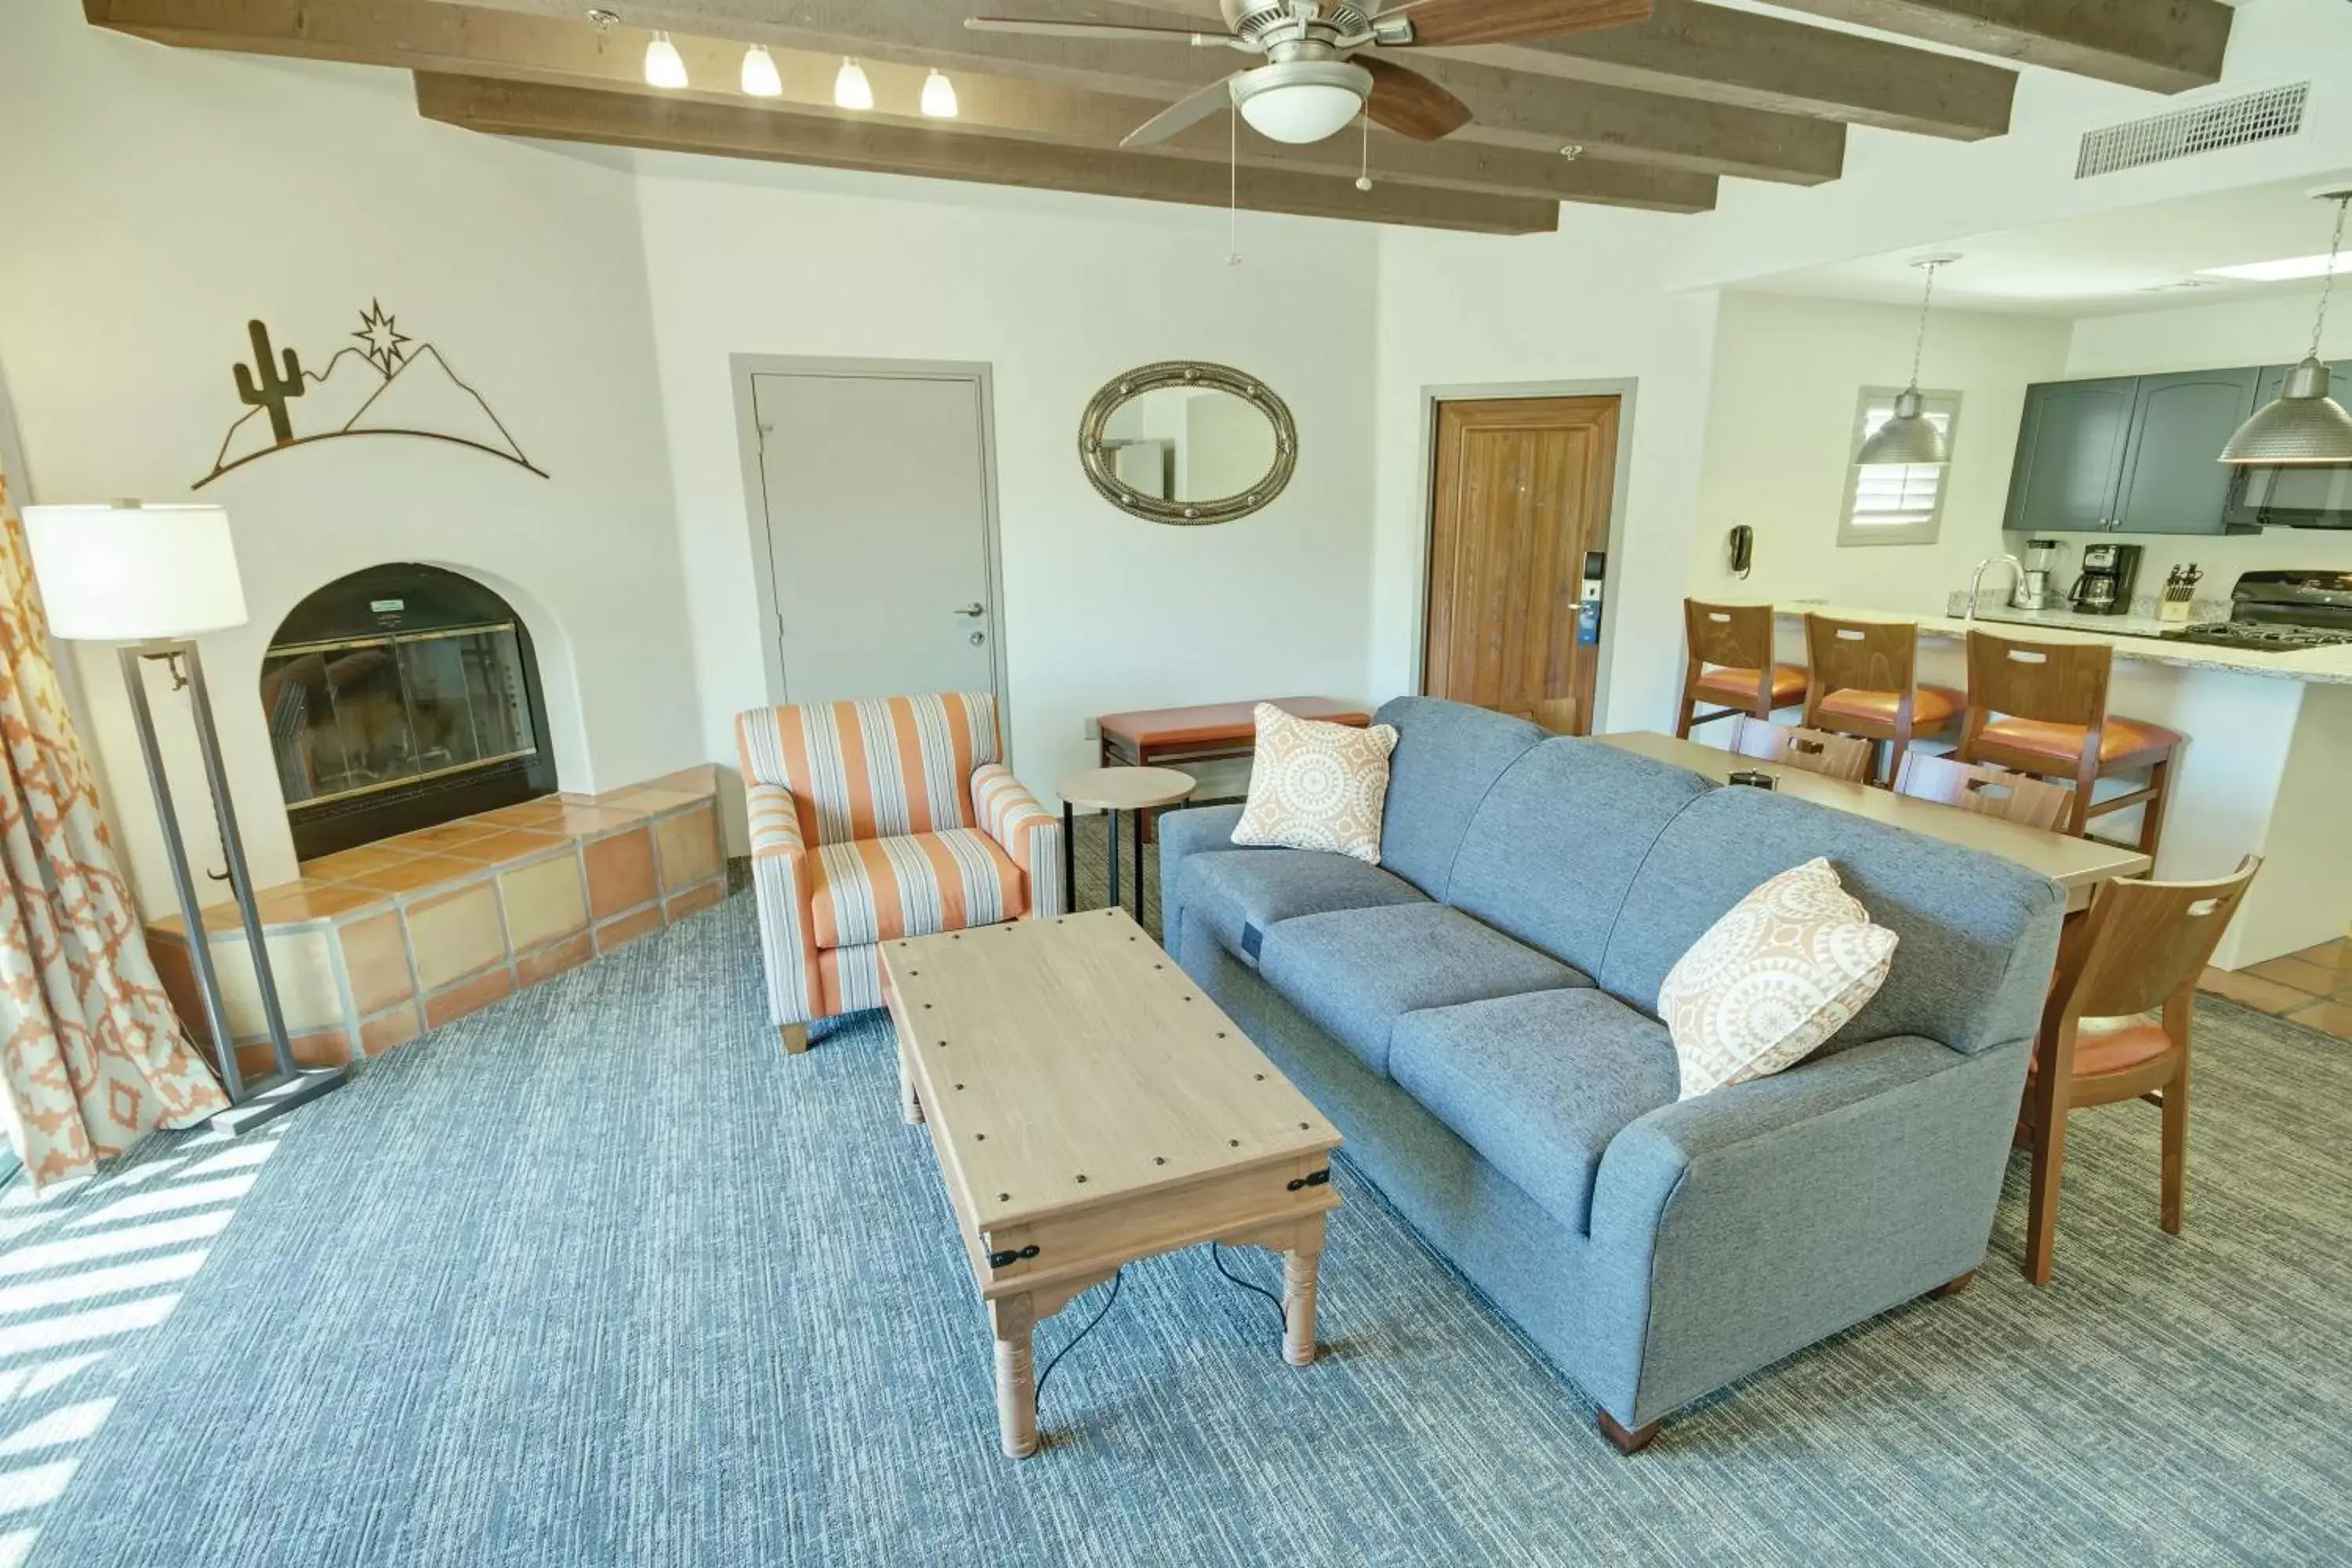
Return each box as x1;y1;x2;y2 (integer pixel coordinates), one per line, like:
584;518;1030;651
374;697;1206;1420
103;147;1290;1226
2113;368;2260;533
2004;378;2137;532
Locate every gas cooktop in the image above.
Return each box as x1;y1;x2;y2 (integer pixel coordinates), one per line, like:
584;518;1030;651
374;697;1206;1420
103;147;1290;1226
2161;622;2352;652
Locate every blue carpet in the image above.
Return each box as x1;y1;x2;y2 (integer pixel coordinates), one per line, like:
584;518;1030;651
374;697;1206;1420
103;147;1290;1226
2;891;2349;1566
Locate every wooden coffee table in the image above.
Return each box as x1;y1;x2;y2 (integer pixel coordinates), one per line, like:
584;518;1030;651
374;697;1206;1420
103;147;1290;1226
880;907;1341;1459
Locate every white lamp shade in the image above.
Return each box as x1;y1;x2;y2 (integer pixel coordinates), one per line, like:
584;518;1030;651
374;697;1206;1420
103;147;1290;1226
740;45;783;98
21;503;249;641
1238;83;1364;143
920;69;958;119
833;58;873;111
644;32;688;90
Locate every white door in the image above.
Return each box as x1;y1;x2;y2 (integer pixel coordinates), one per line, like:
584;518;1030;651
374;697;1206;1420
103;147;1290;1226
750;368;1000;704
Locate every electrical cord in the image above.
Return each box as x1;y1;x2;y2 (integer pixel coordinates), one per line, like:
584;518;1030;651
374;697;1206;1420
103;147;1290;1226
1032;1267;1123;1410
1207;1241;1287;1348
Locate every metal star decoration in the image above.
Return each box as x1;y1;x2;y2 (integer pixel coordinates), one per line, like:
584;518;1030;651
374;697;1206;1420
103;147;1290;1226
352;299;411;375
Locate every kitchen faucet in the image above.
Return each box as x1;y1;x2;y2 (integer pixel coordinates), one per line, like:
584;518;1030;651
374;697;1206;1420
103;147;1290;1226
1965;554;2025;622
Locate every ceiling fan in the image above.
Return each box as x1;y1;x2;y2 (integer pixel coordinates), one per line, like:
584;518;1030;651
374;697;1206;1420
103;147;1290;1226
967;0;1651;149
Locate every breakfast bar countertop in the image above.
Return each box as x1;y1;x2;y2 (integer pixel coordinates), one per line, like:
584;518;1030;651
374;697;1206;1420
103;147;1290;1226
1772;601;2352;686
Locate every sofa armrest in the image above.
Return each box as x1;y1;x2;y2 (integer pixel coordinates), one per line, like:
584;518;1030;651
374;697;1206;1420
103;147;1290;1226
744;782;819;1026
1583;1033;2030;1427
1157;803;1251;942
971;762;1065;918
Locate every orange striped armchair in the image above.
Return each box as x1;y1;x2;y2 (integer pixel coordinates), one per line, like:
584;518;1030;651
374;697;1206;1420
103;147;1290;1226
735;691;1062;1052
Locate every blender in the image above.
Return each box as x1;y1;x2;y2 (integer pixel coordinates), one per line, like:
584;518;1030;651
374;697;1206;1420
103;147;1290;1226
2010;538;2064;611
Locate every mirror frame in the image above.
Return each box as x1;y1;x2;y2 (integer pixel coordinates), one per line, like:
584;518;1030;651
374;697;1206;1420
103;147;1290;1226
1078;360;1297;526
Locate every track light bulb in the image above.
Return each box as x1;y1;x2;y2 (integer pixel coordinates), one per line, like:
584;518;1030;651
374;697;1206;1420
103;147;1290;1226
741;44;782;98
920;68;959;119
643;31;688;90
833;56;873;111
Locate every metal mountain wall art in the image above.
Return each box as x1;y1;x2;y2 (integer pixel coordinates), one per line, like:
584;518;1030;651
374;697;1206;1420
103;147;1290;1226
194;301;547;488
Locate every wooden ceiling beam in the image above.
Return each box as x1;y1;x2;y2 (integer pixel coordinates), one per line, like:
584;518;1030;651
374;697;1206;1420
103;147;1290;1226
441;0;1847;183
412;74;1563;234
1755;0;2231;94
84;0;1713;210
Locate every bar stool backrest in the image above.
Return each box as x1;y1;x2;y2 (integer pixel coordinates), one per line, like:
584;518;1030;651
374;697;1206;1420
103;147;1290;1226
1802;614;1916;724
1684;600;1772;673
1893;752;2074;830
1962;629;2113;733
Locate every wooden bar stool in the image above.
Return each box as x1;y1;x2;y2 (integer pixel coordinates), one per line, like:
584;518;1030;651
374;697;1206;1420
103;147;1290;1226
1800;613;1965;786
1955;630;2183;854
1676;601;1807;738
1893;753;2074;830
1726;718;1872;782
2020;856;2260;1285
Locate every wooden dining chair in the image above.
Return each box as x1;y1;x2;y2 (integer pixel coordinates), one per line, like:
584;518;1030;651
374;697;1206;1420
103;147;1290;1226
1955;630;2183;853
1676;601;1808;738
2020;855;2260;1286
1726;717;1872;782
1893;752;2074;831
1801;613;1966;786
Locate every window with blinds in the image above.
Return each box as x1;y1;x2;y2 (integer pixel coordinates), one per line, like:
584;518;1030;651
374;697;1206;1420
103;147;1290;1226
1838;387;1961;546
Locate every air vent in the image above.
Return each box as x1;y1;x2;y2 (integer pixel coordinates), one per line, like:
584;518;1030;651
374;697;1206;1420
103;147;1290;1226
2076;82;2307;179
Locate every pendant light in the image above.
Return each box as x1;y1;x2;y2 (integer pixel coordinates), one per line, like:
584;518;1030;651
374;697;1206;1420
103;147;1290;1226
2220;189;2352;466
833;57;873;111
1857;256;1955;468
740;44;783;99
920;69;959;119
643;31;688;89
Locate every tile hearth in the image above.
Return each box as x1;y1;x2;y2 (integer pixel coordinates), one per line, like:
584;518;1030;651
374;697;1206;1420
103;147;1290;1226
145;767;724;1079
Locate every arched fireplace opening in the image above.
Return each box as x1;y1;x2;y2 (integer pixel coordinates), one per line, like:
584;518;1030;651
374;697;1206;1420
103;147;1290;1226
260;564;557;862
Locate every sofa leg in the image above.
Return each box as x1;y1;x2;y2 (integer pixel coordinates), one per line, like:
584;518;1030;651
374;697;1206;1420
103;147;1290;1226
1597;1410;1660;1455
1926;1269;1976;1301
779;1022;809;1056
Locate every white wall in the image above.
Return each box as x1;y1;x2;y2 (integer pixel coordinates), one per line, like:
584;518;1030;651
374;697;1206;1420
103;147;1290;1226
632;158;1378;815
1370;206;1720;735
0;3;703;916
1691;292;2073;612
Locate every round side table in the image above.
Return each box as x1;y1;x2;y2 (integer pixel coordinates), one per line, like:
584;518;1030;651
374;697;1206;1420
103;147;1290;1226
1057;766;1196;922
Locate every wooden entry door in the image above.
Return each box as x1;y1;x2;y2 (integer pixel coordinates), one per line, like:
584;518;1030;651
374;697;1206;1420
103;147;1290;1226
1422;395;1619;734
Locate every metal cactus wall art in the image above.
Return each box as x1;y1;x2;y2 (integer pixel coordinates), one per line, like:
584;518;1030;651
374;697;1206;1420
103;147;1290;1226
232;321;305;445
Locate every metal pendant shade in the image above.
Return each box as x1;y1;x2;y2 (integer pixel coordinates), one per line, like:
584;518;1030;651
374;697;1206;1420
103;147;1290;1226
2221;191;2352;467
1860;257;1952;468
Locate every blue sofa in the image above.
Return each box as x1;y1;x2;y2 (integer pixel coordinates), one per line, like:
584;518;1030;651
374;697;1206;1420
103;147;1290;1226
1160;698;2064;1449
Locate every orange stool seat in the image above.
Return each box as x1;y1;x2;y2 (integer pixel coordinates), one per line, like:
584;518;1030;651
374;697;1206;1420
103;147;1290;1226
1814;682;1963;731
1694;664;1809;708
1974;713;2183;768
2027;1022;2174;1085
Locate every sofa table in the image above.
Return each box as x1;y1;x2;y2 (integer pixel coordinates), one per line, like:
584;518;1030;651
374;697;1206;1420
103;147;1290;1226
881;907;1341;1459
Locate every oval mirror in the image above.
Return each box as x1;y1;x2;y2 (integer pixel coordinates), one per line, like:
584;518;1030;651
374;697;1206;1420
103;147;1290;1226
1078;361;1297;525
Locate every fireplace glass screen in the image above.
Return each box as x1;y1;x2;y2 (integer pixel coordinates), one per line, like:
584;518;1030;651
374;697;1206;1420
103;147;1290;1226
264;626;538;808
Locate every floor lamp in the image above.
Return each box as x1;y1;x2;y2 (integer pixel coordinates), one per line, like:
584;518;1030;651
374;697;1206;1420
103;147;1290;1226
23;501;345;1136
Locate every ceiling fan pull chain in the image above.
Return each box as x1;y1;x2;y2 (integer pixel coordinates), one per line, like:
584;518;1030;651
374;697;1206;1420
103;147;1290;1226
1228;101;1243;267
1356;109;1373;191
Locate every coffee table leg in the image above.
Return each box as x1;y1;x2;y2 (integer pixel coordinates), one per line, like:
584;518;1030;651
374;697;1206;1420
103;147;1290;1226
1283;1218;1326;1368
1061;800;1076;916
897;1038;923;1126
991;1294;1039;1459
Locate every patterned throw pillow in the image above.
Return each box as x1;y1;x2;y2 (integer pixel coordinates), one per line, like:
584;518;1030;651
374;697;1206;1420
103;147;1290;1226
1657;857;1897;1100
1232;702;1399;864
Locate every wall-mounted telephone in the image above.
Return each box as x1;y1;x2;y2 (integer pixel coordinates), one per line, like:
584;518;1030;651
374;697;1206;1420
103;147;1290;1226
1727;524;1754;580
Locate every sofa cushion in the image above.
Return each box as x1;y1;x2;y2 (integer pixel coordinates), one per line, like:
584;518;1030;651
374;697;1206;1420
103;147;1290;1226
1389;988;1679;1235
1444;739;1714;977
1370;697;1548;899
1597;786;2066;1057
1258;903;1589;1078
1178;848;1428;965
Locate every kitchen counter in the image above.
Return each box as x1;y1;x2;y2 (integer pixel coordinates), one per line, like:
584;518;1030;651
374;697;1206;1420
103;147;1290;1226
1775;601;2352;686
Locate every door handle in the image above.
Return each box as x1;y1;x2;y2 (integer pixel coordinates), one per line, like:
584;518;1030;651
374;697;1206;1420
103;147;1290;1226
954;602;985;618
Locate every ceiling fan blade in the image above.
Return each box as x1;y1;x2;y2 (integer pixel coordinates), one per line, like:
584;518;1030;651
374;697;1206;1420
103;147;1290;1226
1372;0;1652;47
1359;56;1472;141
965;17;1237;45
1120;77;1239;147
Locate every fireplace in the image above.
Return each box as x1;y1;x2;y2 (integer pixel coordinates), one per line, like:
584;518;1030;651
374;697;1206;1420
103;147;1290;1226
260;564;557;862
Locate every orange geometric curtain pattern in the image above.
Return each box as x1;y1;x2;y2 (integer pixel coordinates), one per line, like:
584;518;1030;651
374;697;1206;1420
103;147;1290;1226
0;469;227;1190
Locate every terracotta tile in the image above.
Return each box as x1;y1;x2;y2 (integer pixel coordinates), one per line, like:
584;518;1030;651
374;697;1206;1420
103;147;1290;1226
654;805;722;891
499;854;589;952
389;821;507;853
551;804;652;837
406;881;509;992
302;844;423;883
643;764;719;797
2199;966;2319;1015
338;854;484;896
472;800;566;828
360;1003;423;1057
593;906;662;955
662;879;724;924
152;895;258;936
2282;998;2352;1041
2243;955;2339;997
232;1041;274;1081
338;910;415;1014
209;929;345;1034
424;967;515;1029
147;932;209;1046
584;828;658;919
515;931;593;989
608;786;709;814
288;1029;354;1069
256;884;387;924
440;828;572;865
2290;938;2352;982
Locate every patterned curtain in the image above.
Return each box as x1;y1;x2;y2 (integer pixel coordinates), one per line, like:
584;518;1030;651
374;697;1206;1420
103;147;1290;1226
0;468;227;1190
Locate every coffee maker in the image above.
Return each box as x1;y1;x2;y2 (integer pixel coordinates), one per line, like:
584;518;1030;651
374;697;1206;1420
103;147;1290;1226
2069;541;2142;616
2010;538;2066;610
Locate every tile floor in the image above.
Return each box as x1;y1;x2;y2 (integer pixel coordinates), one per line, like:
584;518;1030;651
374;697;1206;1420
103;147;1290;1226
2201;940;2352;1041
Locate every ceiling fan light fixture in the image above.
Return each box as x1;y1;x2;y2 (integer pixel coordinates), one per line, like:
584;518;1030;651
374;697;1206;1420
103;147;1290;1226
643;31;688;89
920;68;960;118
833;56;873;111
1232;60;1370;146
740;44;782;98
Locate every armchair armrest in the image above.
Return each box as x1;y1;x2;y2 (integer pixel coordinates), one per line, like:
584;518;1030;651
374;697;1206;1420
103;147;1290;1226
744;782;819;1026
1582;1033;2030;1427
971;763;1064;918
